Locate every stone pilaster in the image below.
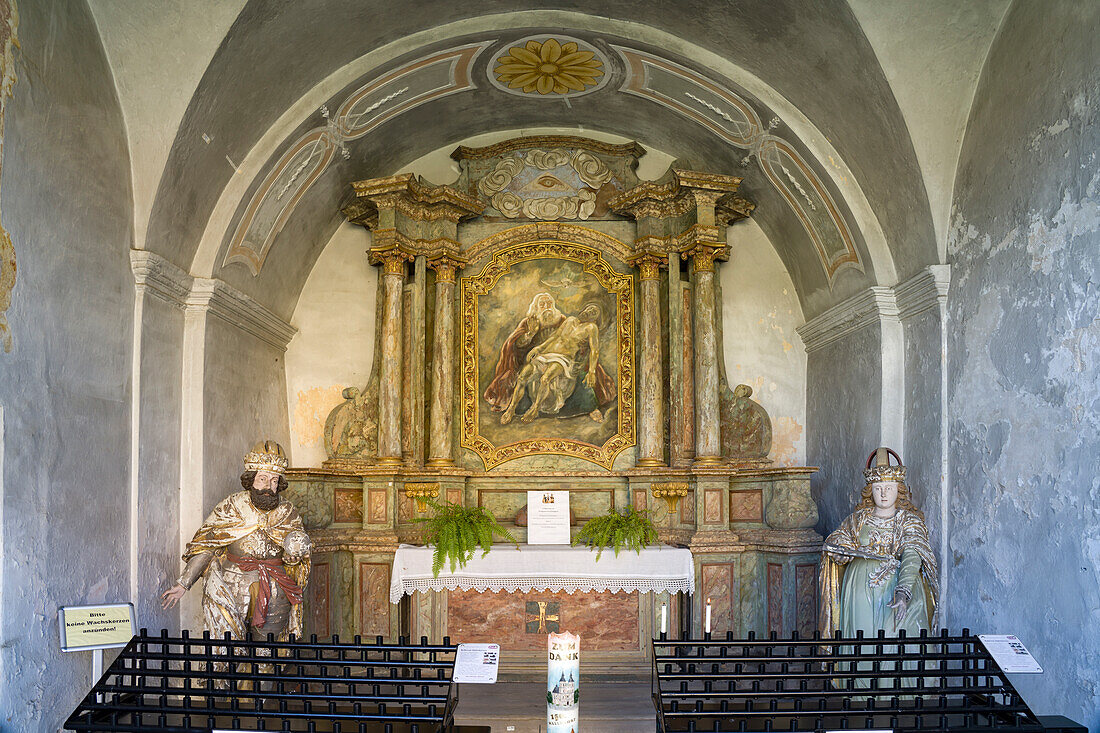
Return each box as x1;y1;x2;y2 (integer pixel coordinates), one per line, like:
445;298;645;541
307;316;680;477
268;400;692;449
371;247;412;465
686;244;724;465
631;252;667;466
426;254;464;466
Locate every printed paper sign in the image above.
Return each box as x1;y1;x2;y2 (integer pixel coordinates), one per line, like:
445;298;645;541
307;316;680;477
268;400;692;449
453;643;500;683
979;634;1044;673
527;490;570;545
59;603;135;652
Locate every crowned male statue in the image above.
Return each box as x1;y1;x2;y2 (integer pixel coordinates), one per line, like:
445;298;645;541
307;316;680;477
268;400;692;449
819;448;939;640
161;440;311;641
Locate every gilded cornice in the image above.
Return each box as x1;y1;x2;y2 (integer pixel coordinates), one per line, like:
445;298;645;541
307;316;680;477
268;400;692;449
463;222;634;264
349;173;485;224
610;169;751;223
451;135;645;162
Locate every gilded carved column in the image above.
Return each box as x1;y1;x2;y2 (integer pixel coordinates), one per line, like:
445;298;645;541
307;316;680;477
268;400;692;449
632;253;666;466
427;255;462;466
688;244;723;464
373;248;411;466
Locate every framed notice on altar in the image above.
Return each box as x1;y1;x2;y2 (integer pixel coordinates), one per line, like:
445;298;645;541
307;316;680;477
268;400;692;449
527;490;571;545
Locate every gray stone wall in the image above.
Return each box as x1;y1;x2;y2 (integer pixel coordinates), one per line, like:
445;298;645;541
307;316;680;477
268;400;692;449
0;0;134;728
806;326;882;535
947;1;1099;723
201;316;290;515
902;309;945;569
135;296;184;632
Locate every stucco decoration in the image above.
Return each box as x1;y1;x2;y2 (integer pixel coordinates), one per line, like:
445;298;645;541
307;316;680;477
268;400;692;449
720;383;772;463
455;136;642;226
489;35;608;98
324;383;379;460
0;0;17;352
222;42;490;275
477;148;614;220
614;45;862;282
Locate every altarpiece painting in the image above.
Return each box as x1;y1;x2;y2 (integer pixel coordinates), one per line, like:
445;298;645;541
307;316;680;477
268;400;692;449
461;241;635;469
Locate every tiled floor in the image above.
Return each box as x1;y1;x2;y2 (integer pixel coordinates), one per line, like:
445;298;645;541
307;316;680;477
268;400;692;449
454;681;656;733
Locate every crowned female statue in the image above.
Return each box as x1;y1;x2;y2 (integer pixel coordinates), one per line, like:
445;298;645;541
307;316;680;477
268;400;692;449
819;448;939;639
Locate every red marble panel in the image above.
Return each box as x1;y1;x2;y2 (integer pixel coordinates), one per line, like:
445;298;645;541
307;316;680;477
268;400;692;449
307;561;330;639
767;563;783;634
398;494;413;523
795;563;817;637
367;488;387;524
703;489;722;524
446;488;463;506
729;490;763;522
359;562;391;638
447;589;639;651
334;487;363;524
701;563;732;635
679;490;695;523
633;489;647;512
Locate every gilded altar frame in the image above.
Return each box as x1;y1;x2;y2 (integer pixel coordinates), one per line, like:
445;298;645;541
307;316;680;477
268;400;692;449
460;240;636;469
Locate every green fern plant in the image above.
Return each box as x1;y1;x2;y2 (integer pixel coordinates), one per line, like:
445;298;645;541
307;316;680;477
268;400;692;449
415;500;518;576
571;506;658;560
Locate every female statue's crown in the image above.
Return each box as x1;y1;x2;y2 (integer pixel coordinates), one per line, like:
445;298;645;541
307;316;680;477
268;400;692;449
863;446;906;483
244;440;288;475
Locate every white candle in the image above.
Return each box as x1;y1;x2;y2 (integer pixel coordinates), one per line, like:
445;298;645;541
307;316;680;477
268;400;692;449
704;598;712;634
660;603;667;634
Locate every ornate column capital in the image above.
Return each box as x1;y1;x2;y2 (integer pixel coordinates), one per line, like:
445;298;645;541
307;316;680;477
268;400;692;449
369;245;415;276
629;251;667;281
681;242;728;274
427;251;467;283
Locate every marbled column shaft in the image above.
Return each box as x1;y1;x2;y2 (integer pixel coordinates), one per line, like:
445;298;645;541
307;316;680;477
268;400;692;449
692;256;721;463
377;258;405;465
636;259;665;466
427;262;457;465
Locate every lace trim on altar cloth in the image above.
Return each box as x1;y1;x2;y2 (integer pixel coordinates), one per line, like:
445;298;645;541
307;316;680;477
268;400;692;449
390;576;695;603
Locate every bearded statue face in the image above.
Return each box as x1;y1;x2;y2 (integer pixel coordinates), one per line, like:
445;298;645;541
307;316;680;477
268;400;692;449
250;470;282;511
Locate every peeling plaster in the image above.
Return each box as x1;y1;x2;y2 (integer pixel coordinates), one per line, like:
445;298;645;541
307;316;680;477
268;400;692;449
947;4;1100;710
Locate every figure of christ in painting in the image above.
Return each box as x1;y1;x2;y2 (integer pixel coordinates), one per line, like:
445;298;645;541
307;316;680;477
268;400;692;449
500;302;616;425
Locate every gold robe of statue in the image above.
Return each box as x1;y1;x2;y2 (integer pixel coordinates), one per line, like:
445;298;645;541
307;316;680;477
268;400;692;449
179;491;310;640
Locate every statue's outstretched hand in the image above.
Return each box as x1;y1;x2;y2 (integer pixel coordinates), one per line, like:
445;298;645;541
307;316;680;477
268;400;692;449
887;589;909;626
161;584;187;610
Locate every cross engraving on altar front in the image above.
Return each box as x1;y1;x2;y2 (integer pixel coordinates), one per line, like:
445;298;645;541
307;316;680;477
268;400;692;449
524;600;560;633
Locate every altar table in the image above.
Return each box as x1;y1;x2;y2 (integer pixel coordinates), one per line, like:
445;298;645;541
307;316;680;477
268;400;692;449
390;543;695;603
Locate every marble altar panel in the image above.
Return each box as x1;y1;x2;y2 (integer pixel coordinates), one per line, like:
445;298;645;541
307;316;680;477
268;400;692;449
447;589;639;651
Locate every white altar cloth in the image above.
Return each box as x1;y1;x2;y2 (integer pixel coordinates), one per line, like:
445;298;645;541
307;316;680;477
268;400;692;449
389;544;694;603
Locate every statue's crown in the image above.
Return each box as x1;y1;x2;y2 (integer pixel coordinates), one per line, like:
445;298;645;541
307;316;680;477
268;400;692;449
244;440;288;475
863;446;905;483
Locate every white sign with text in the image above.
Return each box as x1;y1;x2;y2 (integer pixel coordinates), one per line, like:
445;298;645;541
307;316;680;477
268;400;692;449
979;634;1043;673
453;643;500;683
527;490;571;545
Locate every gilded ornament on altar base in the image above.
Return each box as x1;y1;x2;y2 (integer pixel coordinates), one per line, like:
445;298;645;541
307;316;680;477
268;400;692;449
461;240;635;469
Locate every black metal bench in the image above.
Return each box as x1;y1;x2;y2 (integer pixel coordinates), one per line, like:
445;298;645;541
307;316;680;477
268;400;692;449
651;628;1083;733
65;628;489;733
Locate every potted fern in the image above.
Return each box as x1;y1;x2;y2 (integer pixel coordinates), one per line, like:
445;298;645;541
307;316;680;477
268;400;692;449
416;500;518;576
572;506;659;559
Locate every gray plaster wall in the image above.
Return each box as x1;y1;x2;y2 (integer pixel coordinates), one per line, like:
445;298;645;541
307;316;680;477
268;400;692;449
136;296;184;631
0;0;134;728
201;317;290;516
946;1;1099;724
806;326;882;535
901;310;945;568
